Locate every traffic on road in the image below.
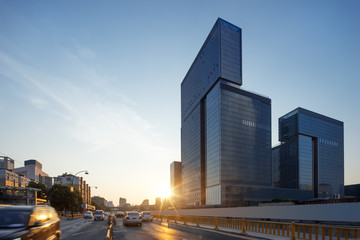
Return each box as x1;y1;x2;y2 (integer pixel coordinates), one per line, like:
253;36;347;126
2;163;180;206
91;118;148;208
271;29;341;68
0;207;254;240
60;213;248;240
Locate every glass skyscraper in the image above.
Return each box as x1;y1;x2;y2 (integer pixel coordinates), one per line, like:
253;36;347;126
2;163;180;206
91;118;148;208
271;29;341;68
181;18;272;206
274;107;344;198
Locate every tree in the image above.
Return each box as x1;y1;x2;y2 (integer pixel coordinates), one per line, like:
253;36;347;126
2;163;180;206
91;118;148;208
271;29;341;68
48;184;83;212
27;181;48;199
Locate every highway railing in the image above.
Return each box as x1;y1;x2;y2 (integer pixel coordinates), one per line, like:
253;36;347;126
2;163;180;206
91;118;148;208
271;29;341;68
153;215;360;240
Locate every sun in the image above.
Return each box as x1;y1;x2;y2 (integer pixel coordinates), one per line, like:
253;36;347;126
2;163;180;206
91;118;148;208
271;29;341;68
156;185;171;199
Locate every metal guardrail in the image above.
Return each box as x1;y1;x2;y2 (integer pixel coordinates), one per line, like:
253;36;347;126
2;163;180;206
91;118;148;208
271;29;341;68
153;215;360;240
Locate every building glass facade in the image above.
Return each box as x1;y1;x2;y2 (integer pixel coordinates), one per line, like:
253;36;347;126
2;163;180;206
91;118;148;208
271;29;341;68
272;146;280;188
277;108;344;198
181;18;272;206
205;81;272;206
181;18;242;206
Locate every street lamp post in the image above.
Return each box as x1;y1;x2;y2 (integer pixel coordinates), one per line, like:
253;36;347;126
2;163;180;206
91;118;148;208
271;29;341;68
71;170;89;219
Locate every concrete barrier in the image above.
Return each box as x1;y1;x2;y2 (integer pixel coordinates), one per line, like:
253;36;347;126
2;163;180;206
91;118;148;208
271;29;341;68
153;202;360;223
105;223;113;240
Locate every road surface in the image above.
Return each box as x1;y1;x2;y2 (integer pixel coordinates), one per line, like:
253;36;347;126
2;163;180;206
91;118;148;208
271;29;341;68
60;217;258;240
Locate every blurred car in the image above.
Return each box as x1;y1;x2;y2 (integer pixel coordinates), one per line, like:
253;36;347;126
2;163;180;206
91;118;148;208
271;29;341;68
115;211;124;218
0;205;61;240
140;211;153;222
93;210;105;221
123;211;142;226
84;211;93;219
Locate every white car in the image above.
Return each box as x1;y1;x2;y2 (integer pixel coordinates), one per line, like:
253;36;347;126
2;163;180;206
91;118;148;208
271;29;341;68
84;211;93;219
93;210;105;221
123;211;142;226
140;211;153;222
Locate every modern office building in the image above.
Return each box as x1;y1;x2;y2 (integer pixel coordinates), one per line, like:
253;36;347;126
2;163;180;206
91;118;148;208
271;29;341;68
170;161;182;206
181;18;272;207
272;145;281;188
273;107;344;199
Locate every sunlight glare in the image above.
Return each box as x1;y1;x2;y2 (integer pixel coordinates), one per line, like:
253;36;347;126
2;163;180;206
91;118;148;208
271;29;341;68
156;185;171;199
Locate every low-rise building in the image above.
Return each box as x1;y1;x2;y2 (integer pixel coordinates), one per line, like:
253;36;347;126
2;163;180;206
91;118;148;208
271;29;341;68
53;174;91;205
14;160;51;188
0;156;15;170
1;156;32;188
0;169;19;187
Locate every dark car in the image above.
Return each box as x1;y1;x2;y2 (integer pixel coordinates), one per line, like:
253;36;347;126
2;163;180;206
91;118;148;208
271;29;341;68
115;211;124;218
0;205;61;240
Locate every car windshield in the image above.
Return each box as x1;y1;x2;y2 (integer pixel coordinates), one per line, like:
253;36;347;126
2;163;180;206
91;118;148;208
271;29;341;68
0;211;30;228
94;211;103;214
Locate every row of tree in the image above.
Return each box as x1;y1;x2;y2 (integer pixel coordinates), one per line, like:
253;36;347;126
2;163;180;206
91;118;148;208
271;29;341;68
28;181;83;212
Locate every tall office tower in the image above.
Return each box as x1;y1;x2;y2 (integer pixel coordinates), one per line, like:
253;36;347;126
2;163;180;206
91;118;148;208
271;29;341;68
170;161;182;206
277;107;344;198
181;18;272;207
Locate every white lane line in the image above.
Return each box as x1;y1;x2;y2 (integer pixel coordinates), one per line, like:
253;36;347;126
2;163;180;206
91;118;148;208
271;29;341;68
154;227;163;232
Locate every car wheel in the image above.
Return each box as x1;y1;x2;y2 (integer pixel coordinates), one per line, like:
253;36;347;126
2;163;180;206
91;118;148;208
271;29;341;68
139;223;142;226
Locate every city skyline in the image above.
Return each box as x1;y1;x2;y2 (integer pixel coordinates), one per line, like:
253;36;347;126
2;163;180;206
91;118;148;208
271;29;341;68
0;0;359;205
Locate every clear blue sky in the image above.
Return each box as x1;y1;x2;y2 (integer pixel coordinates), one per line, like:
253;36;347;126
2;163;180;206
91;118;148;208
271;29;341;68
1;0;359;205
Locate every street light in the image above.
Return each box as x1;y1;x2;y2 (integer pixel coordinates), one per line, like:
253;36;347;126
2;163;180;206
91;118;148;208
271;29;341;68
70;170;89;219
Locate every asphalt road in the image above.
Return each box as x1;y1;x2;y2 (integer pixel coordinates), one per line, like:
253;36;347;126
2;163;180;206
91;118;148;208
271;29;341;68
60;217;259;240
60;217;108;240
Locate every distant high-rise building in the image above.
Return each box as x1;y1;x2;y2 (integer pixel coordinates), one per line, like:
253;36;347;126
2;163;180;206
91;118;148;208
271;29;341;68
273;107;344;198
155;197;161;207
119;197;126;207
170;161;182;206
181;18;272;207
